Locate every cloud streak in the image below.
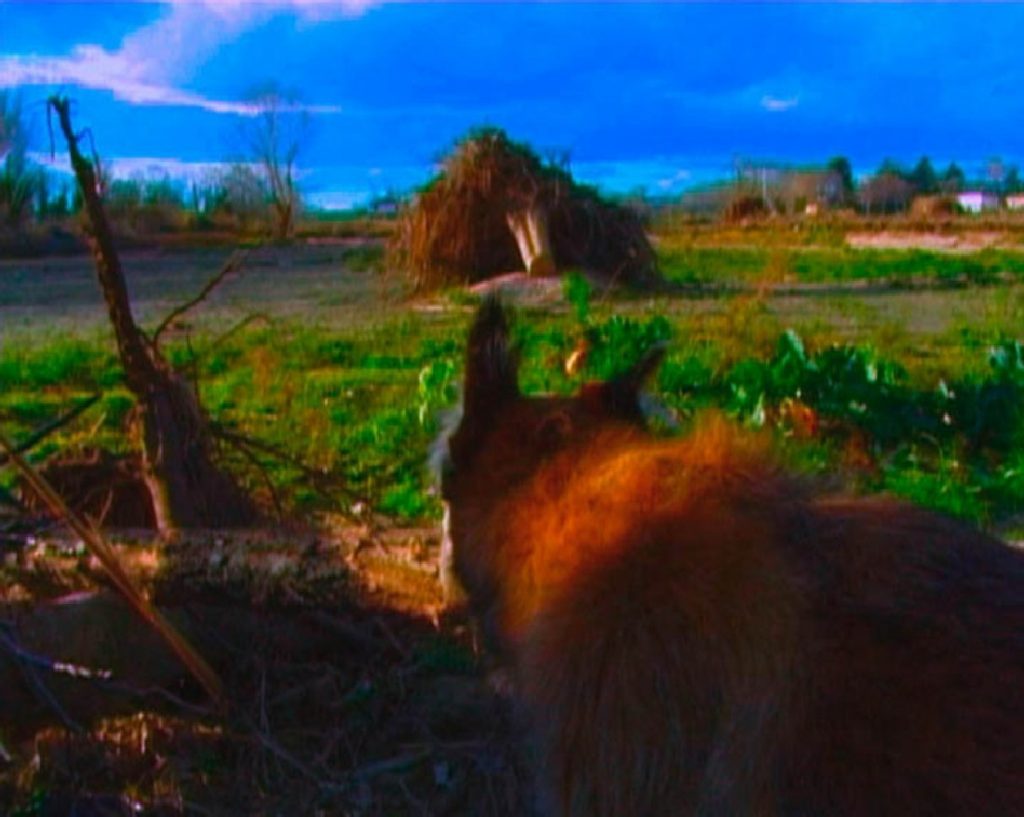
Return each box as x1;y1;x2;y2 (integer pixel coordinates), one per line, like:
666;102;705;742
1;51;262;114
761;95;799;113
0;0;357;114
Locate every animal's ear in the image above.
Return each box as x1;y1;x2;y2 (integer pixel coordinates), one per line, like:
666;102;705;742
463;295;520;418
600;342;667;418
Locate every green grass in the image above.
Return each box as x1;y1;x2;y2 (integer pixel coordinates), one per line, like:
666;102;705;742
659;245;1024;287
6;254;1024;530
0;336;120;389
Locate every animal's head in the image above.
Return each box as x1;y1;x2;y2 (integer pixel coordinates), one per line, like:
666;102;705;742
437;295;665;510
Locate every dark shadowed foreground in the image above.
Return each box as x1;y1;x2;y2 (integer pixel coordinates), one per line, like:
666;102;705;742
0;526;537;815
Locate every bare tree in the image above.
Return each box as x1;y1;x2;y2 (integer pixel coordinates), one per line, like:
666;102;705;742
858;172;914;215
242;84;308;240
216;163;269;231
48;96;256;533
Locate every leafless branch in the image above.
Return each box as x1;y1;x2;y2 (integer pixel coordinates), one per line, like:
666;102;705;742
0;393;100;469
0;429;226;707
217;430;285;520
0;623;84;733
0;620;216;719
211;423;363;506
207;312;271;352
152;250;250;346
0;622;112;680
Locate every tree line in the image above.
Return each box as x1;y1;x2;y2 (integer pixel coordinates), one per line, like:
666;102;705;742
0;87;304;241
5;85;1024;235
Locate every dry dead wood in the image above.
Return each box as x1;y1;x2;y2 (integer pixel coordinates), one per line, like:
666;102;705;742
0;433;225;706
48;96;256;532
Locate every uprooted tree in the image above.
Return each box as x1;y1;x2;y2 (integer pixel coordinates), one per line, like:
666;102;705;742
48;96;256;532
392;127;660;290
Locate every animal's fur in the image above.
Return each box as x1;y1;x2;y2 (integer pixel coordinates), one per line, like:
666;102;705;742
438;297;1024;816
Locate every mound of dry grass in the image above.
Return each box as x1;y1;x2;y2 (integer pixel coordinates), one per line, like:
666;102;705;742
392;128;658;291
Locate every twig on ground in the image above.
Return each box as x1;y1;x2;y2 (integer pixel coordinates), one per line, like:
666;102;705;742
216;431;285;520
0;621;214;718
373;616;411;659
97;680;216;718
235;711;345;792
212;423;364;507
350;749;432;782
0;623;83;734
0;429;226;707
0;622;113;680
305;611;387;653
0;393;100;470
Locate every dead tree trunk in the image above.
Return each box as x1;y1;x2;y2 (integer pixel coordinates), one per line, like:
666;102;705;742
49;97;256;533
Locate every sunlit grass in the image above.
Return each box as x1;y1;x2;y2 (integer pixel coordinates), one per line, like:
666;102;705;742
6;250;1024;527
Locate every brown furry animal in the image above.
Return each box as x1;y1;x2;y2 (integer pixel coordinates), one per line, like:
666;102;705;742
436;297;1024;817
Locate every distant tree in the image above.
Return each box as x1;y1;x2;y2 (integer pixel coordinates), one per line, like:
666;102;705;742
142;176;184;209
48;182;72;219
827;156;855;198
909;157;938;195
987;156;1006;191
1005;166;1022;195
941;162;966;194
0;91;40;228
106;178;144;215
216;163;269;230
33;170;49;219
859;172;914;214
877;158;908;179
241;84;308;240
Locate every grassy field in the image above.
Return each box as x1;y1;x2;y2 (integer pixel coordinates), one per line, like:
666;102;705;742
4;233;1024;530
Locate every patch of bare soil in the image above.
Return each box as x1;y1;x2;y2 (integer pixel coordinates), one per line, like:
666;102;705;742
845;231;1007;252
0;524;535;816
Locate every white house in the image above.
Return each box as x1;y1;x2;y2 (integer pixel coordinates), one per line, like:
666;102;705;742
1006;193;1024;211
957;191;1001;213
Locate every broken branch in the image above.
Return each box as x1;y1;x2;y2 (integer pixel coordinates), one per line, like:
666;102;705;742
152;249;250;347
0;393;100;469
0;429;226;707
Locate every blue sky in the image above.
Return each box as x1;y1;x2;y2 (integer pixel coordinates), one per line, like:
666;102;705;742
2;1;1023;208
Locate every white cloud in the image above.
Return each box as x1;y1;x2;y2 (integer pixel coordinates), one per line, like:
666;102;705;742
31;150;249;184
0;51;272;114
655;168;692;191
0;1;358;114
760;95;799;113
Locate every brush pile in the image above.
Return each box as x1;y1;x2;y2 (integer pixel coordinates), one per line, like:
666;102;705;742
393;128;659;290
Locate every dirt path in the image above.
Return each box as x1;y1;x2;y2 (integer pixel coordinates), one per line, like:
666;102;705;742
845;230;1017;251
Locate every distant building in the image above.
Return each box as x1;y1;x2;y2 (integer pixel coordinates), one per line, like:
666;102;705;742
1006;193;1024;211
956;191;1001;213
734;160;844;214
